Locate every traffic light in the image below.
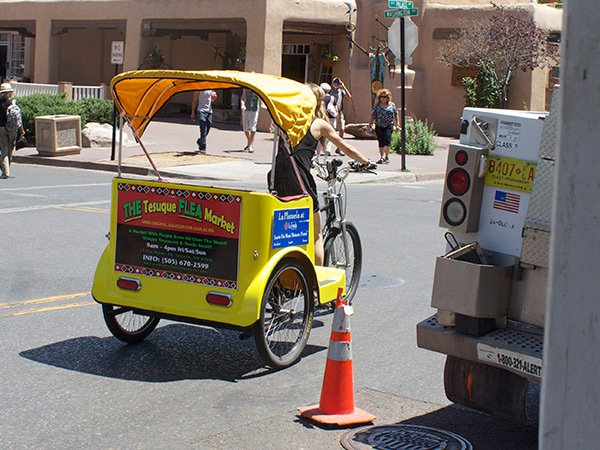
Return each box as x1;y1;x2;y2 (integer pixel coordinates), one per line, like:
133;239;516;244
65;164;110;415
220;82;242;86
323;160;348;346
439;144;485;232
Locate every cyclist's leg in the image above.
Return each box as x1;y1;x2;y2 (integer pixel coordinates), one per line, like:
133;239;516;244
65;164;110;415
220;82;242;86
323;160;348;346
314;211;324;266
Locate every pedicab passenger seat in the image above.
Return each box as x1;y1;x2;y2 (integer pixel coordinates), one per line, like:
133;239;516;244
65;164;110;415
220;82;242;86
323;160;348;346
272;193;308;203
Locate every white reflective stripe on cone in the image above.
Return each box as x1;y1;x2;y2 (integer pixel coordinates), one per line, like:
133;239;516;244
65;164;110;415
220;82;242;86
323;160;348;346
332;308;352;333
327;341;352;362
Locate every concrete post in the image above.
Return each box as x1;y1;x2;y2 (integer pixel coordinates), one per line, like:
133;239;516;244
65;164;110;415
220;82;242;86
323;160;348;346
33;18;59;83
245;1;283;131
539;0;600;448
123;16;143;72
58;81;73;101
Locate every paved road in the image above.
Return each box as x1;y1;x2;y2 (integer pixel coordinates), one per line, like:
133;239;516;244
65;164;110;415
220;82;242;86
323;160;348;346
0;165;537;449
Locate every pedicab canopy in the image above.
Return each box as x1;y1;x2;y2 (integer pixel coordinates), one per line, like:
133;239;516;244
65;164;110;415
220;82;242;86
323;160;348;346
110;69;317;148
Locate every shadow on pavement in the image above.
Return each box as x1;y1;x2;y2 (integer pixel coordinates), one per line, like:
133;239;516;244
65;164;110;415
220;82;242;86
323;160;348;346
399;404;538;450
20;323;326;383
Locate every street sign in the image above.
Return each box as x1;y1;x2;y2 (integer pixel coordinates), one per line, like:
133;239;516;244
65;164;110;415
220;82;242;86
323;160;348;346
388;0;413;8
384;8;418;18
388;18;418;64
111;41;124;65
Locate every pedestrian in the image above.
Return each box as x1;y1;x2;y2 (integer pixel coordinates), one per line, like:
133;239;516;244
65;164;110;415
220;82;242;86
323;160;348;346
319;82;337;157
369;88;398;164
330;78;352;149
240;88;261;153
0;82;24;179
271;83;374;265
191;89;216;153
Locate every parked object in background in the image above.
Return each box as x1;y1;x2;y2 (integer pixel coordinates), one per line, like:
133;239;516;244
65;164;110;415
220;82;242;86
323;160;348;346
343;123;377;140
82;122;131;148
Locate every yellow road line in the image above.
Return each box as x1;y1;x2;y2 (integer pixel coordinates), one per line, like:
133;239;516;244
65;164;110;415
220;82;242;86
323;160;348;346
0;301;94;318
0;292;90;309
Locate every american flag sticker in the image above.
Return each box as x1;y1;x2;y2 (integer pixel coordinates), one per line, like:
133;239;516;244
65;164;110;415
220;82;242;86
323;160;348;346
493;190;520;213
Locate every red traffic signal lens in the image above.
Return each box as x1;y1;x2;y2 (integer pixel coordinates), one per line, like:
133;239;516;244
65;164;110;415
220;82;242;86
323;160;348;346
447;168;470;196
443;198;467;226
455;150;468;166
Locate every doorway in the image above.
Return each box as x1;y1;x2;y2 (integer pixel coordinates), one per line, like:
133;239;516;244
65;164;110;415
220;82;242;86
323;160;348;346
281;44;310;83
282;55;307;83
0;45;7;81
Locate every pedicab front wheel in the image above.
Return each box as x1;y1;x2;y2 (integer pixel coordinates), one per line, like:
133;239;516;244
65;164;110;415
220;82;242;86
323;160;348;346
254;258;314;369
102;304;160;343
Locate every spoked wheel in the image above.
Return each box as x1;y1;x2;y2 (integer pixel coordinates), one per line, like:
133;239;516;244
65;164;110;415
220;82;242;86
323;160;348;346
324;222;362;304
254;258;314;369
102;304;160;343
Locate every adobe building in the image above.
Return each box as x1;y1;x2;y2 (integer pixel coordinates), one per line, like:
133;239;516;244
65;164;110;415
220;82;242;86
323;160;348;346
0;0;561;136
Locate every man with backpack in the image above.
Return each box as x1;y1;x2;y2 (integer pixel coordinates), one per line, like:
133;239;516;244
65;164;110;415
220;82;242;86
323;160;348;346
0;82;24;179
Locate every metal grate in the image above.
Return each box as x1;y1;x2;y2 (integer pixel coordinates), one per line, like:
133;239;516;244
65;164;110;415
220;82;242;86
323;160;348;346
341;424;472;450
484;327;544;355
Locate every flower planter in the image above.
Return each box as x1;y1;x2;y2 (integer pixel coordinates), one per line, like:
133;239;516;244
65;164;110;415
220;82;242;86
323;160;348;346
35;115;82;156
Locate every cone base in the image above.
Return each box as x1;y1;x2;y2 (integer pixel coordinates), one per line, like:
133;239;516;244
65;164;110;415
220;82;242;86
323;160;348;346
298;404;375;426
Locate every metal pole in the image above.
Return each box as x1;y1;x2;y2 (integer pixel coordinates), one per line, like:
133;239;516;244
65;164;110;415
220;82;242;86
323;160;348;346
400;17;407;171
110;63;119;161
269;127;279;192
117;114;123;178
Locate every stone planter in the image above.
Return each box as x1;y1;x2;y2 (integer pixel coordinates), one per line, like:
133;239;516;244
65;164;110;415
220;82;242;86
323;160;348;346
35;115;82;156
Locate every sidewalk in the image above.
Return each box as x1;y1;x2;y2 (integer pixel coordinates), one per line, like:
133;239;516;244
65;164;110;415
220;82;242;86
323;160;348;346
12;118;454;184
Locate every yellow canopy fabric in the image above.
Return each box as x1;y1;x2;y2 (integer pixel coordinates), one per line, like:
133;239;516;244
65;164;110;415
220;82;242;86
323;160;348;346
110;69;317;147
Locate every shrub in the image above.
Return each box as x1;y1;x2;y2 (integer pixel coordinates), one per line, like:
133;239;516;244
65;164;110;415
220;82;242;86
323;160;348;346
461;60;501;108
391;117;438;156
15;93;113;141
75;97;114;125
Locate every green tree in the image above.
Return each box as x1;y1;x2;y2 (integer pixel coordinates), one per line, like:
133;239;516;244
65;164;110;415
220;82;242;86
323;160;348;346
439;3;559;108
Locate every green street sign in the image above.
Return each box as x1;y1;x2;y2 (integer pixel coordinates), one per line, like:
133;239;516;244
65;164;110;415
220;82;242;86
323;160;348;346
384;8;418;18
388;0;414;8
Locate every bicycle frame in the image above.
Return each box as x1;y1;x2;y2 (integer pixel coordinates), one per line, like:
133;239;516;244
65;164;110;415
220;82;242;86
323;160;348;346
316;159;352;265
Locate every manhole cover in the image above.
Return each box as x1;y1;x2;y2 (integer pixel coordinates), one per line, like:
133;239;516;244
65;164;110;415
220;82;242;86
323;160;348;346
359;275;406;289
341;424;472;450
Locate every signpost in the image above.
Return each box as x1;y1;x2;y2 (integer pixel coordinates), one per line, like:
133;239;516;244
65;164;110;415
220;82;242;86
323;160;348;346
110;41;124;161
384;3;419;171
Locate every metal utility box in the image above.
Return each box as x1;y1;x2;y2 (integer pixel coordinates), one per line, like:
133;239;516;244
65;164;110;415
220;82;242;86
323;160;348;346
431;256;513;318
35;115;82;156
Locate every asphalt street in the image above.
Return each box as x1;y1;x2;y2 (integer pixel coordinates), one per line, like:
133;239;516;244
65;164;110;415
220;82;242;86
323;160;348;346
0;164;538;449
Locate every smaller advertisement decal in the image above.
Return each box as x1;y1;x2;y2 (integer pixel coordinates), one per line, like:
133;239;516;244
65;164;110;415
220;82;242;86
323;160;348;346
272;208;310;248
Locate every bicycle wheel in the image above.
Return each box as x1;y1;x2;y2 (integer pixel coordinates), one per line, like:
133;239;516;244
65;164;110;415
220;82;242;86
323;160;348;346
254;258;314;369
102;304;160;343
324;222;362;304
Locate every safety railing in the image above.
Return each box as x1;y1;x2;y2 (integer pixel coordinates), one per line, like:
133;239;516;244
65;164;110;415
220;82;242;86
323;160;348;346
13;82;59;97
72;85;106;101
12;82;107;100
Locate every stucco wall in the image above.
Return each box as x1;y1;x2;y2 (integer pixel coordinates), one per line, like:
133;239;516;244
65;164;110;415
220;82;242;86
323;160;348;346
0;0;561;136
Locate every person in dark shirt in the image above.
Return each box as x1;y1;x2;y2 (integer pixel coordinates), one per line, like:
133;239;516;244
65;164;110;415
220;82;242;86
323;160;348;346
271;83;373;265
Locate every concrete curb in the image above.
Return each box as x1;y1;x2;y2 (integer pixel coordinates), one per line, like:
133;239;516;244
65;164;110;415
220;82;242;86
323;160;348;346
12;154;445;184
13;154;150;176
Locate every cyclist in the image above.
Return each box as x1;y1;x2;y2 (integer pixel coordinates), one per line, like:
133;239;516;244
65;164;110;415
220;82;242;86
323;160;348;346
271;83;375;265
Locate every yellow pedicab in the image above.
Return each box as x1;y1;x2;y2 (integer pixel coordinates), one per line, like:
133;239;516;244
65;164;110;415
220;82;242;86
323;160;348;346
92;70;346;369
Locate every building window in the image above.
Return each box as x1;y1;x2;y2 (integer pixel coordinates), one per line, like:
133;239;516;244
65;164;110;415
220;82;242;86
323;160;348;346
11;34;25;79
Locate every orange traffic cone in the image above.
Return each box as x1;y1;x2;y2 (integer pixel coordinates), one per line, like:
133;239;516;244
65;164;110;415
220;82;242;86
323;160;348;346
298;288;375;426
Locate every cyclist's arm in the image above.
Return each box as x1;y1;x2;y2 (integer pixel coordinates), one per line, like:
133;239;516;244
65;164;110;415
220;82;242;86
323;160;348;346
312;118;369;165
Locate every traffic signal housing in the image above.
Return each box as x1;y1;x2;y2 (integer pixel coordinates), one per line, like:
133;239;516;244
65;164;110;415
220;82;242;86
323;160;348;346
439;144;485;232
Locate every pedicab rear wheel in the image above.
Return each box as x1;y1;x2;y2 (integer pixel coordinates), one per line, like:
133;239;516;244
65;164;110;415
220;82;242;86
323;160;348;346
254;258;314;369
102;304;160;343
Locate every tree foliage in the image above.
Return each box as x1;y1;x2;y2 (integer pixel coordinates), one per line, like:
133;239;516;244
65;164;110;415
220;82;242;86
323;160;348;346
439;2;559;108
